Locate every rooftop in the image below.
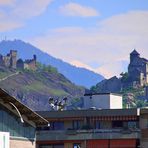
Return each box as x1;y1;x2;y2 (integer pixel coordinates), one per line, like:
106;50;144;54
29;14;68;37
37;108;139;120
0;88;49;126
130;49;140;56
84;92;122;97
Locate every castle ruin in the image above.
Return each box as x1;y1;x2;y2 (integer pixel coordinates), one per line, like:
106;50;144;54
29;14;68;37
0;50;37;70
128;49;148;86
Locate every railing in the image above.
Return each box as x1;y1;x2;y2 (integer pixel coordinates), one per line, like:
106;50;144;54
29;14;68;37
36;128;140;141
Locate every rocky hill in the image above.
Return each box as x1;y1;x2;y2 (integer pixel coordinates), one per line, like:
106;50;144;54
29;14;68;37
90;76;122;93
90;49;148;108
0;65;85;110
0;40;104;88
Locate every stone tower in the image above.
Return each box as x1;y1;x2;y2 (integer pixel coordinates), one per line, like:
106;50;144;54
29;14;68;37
0;54;3;65
128;49;148;86
130;49;140;63
33;54;37;64
128;50;141;82
10;50;17;69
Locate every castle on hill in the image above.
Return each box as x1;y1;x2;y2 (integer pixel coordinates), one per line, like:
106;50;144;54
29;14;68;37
128;49;148;86
0;50;37;70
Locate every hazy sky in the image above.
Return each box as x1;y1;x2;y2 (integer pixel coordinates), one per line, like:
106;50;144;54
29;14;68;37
0;0;148;78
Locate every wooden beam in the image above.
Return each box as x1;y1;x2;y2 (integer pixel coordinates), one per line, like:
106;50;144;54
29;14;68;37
27;116;40;120
21;110;31;115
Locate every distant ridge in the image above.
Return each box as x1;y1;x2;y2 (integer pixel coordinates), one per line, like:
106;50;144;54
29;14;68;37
0;39;104;88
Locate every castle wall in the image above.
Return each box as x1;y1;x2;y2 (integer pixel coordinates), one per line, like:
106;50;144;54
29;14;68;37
17;59;24;70
2;56;11;67
10;50;17;69
0;55;4;65
0;50;37;70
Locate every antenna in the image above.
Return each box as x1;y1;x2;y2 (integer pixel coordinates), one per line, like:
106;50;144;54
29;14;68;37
48;97;68;111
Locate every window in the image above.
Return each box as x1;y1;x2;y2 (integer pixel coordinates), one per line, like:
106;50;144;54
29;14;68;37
73;120;81;130
112;121;123;128
49;122;64;130
95;121;100;129
128;121;137;129
73;143;81;148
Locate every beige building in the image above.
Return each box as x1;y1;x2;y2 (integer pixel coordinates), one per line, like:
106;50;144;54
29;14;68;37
37;109;140;148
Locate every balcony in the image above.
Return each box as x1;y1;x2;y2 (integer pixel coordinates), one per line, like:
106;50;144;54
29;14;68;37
36;128;140;141
141;128;148;139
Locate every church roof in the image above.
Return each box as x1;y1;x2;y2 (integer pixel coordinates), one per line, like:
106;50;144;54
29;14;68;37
130;49;140;56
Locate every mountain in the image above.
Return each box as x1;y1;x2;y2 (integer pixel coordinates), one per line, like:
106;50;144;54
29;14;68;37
0;65;85;110
90;76;122;93
0;39;104;88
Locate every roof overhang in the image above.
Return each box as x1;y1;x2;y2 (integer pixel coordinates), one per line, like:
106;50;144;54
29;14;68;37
37;108;139;121
0;88;49;127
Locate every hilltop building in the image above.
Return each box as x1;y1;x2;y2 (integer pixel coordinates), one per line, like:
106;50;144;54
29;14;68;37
0;50;37;70
128;49;148;86
0;50;17;68
17;55;37;70
24;55;37;70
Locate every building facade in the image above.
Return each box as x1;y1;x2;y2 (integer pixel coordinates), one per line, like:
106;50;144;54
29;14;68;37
36;109;140;148
140;109;148;148
83;93;123;109
0;88;48;148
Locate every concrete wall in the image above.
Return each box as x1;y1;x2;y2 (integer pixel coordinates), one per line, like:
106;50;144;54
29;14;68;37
140;114;148;148
110;94;122;109
141;141;148;148
84;94;122;109
84;95;110;109
83;95;93;109
10;138;36;148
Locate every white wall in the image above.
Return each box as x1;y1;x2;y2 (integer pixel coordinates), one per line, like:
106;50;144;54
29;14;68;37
0;132;10;148
83;94;122;109
93;94;110;109
110;94;122;109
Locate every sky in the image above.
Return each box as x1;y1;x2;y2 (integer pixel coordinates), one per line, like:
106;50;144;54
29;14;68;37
0;0;148;78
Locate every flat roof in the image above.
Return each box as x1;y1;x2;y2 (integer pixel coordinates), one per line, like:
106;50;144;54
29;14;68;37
37;108;138;119
84;93;122;97
0;88;49;126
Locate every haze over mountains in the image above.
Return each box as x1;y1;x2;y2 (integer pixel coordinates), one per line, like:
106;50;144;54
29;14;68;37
0;40;104;88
